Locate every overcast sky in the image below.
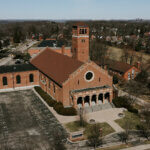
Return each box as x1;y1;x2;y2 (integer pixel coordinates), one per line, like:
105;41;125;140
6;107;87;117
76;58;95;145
0;0;149;20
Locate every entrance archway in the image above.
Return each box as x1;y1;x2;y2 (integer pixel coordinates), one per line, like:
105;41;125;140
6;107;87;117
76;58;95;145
77;97;82;108
98;94;103;104
91;95;96;106
104;93;110;103
84;96;90;107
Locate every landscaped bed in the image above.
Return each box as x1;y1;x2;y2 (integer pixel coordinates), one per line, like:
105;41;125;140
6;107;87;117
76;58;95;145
65;121;115;137
34;86;77;116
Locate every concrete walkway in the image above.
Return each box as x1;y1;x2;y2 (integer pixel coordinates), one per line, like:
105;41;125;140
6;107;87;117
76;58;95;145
33;88;124;132
107;120;124;132
121;144;150;150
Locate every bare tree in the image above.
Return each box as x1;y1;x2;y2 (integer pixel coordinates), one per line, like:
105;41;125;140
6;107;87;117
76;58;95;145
139;104;150;140
118;117;133;144
87;123;102;148
78;107;87;127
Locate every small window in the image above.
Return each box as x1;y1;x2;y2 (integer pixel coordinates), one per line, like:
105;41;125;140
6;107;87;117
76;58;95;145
128;72;131;80
16;75;21;84
78;80;80;85
3;77;8;86
53;84;55;94
29;74;34;83
79;28;87;34
49;80;51;89
99;78;101;82
81;39;85;43
132;69;135;79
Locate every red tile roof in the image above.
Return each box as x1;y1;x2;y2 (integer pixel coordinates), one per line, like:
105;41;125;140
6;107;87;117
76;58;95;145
31;48;83;86
96;58;133;73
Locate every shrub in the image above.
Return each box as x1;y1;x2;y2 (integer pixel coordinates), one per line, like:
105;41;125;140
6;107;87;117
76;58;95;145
34;86;56;107
113;96;138;114
53;102;77;116
34;86;77;116
135;70;148;83
113;74;118;84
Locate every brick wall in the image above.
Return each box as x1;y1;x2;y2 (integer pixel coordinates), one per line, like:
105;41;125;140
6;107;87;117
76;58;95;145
63;62;112;107
39;72;63;103
123;66;140;80
0;70;39;89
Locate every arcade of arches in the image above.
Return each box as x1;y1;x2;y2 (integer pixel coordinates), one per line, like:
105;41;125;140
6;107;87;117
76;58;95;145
72;89;113;108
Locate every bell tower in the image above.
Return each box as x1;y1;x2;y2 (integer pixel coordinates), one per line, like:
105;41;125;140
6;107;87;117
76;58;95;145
72;23;89;62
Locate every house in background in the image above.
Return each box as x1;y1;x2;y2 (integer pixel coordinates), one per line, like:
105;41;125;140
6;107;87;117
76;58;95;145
96;59;141;81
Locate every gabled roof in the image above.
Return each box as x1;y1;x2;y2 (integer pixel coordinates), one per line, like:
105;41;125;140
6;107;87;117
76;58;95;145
31;48;83;86
96;58;133;74
0;64;37;74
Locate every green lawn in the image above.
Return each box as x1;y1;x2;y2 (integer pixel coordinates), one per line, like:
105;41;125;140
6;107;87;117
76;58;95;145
115;111;141;130
65;121;115;137
65;121;86;132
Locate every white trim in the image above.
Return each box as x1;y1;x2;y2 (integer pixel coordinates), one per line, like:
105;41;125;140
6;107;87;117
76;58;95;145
72;35;89;38
84;71;95;82
0;85;39;93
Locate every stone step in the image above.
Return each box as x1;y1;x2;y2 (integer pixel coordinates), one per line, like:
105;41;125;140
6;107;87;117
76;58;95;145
78;103;114;113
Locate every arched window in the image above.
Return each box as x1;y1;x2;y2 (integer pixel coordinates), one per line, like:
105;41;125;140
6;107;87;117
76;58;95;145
16;75;21;84
29;74;34;83
3;77;8;86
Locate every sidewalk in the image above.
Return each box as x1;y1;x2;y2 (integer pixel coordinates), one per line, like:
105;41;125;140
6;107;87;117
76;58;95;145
107;120;124;132
33;88;124;132
121;144;150;150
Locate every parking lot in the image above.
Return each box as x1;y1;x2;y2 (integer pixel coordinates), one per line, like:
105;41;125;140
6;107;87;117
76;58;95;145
0;90;67;150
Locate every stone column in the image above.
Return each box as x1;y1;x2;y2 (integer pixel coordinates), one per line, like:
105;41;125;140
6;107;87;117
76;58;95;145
96;94;98;105
110;91;113;103
74;96;77;108
82;97;84;108
103;93;105;104
89;96;92;106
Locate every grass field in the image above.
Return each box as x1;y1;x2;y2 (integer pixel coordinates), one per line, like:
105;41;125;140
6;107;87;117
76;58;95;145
65;121;115;137
115;111;141;130
107;46;150;64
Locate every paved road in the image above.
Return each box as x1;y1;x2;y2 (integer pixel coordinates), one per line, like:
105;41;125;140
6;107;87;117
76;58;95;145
15;40;38;52
0;40;38;66
121;144;150;150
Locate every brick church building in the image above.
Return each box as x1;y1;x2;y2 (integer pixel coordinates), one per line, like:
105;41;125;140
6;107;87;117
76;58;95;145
0;23;113;109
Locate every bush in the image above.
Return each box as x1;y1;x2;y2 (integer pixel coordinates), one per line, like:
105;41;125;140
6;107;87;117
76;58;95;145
53;102;77;116
113;96;138;114
113;74;118;84
34;86;56;107
135;70;148;83
34;86;77;116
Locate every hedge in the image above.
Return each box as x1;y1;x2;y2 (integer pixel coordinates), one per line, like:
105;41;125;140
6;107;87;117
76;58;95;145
34;86;77;116
112;96;138;114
